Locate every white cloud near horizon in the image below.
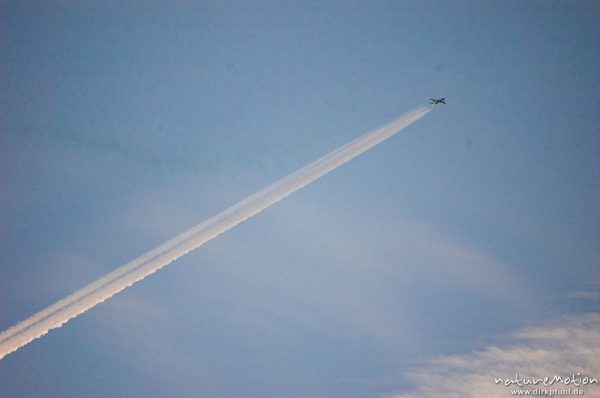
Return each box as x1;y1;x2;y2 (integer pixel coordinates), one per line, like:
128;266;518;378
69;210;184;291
387;312;600;398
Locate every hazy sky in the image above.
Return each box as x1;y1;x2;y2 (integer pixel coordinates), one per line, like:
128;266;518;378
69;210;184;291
1;1;597;397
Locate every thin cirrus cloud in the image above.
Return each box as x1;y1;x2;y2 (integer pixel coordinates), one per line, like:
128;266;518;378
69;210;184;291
565;291;597;300
386;312;600;398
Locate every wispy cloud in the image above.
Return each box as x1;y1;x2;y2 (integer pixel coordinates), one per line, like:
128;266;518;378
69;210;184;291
565;290;597;300
386;313;600;398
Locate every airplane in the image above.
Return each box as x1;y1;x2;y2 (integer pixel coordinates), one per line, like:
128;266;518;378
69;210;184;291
430;98;446;105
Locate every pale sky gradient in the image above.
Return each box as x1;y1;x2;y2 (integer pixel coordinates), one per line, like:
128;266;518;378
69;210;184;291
1;1;598;397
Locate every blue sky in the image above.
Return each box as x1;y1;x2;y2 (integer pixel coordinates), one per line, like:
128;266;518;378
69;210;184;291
0;1;598;397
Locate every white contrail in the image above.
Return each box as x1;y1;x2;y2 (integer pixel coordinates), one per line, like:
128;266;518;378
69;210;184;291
0;105;432;360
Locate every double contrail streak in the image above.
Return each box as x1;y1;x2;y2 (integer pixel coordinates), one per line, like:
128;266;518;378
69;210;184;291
0;106;432;359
